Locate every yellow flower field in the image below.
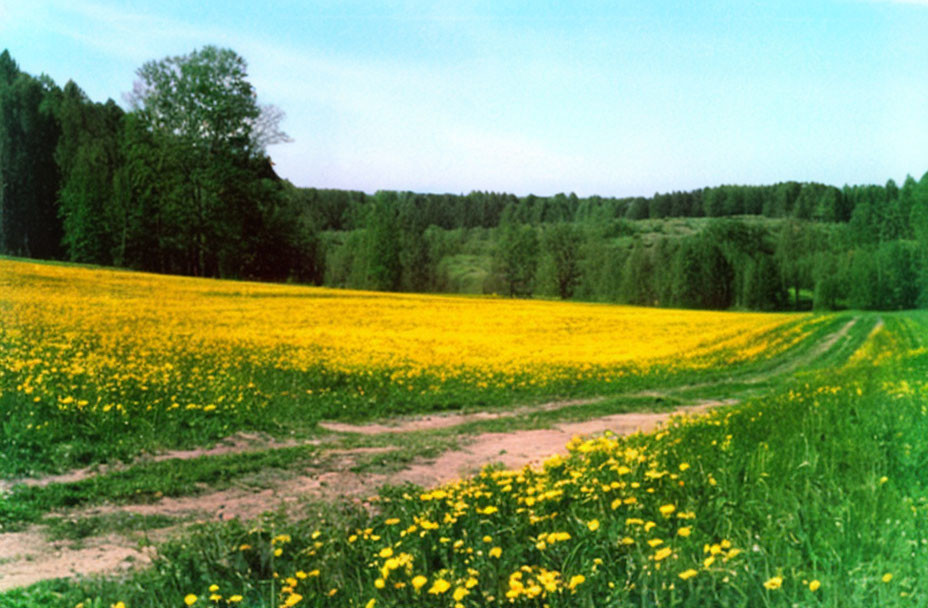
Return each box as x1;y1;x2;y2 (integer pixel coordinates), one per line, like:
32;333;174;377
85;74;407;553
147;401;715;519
2;258;809;381
0;257;822;474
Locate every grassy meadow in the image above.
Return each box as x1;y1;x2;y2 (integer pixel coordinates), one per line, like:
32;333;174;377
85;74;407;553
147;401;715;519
0;258;926;607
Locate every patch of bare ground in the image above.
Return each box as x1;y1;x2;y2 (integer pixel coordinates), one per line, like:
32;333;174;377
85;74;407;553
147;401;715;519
317;397;605;435
0;400;733;591
395;400;733;488
0;529;155;592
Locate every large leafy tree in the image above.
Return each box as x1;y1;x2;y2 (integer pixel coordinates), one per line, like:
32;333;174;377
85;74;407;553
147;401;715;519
125;45;289;277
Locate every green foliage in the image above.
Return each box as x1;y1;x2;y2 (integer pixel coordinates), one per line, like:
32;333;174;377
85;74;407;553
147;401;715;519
0;51;62;259
7;313;927;607
539;223;583;299
491;222;539;297
361;191;402;291
0;445;319;530
55;81;125;265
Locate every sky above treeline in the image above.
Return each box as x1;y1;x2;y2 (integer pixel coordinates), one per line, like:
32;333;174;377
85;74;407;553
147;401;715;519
3;0;927;197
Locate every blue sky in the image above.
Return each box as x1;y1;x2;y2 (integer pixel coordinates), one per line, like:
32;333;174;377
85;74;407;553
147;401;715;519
2;0;927;197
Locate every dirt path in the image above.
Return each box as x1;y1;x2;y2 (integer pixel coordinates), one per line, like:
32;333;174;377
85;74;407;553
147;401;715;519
0;399;729;592
394;401;729;488
317;397;604;435
0;529;156;592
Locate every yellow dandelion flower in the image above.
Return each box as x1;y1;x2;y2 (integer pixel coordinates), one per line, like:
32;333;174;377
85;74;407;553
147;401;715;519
809;580;821;591
412;575;428;591
763;576;783;590
284;593;303;606
428;579;451;595
653;547;672;561
184;595;197;606
882;573;893;583
678;569;698;580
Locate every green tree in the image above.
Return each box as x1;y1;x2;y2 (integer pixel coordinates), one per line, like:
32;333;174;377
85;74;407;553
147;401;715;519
775;218;813;309
0;50;62;258
55;81;125;264
620;241;655;305
362;191;402;291
493;222;539;297
126;45;289;277
542;222;583;299
911;172;928;306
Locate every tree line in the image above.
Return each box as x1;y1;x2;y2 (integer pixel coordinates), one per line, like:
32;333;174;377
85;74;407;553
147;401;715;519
2;47;927;310
1;47;314;281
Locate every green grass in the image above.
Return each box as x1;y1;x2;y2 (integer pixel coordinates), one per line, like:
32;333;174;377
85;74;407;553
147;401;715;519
0;445;319;531
3;313;926;607
42;512;182;544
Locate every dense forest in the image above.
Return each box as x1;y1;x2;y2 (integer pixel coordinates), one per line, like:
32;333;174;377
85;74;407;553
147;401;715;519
2;47;928;311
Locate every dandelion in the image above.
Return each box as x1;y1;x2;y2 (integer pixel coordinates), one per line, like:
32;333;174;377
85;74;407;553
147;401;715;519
677;526;692;537
184;595;197;606
428;579;451;595
809;580;821;591
412;576;428;591
882;573;893;583
679;569;698;580
284;593;303;606
763;576;783;590
587;519;600;531
653;547;672;561
489;546;502;558
569;574;586;590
